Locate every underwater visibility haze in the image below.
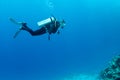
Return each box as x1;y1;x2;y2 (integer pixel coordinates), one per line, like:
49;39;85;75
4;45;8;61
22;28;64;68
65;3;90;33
0;0;120;80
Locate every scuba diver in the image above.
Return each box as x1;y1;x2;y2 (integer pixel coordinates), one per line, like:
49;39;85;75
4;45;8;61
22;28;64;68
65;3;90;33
10;16;65;40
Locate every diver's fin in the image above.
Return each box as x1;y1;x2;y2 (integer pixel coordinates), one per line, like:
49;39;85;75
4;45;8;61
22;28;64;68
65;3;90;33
13;29;21;38
9;18;22;25
13;26;23;38
9;18;23;38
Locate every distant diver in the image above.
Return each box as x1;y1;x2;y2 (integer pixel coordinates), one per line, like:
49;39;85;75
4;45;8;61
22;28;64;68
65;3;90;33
9;16;66;40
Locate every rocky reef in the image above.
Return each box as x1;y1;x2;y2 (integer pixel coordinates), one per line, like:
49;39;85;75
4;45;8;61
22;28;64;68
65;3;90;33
99;55;120;80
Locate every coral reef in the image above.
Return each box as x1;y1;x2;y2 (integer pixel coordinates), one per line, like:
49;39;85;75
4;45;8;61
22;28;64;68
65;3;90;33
63;74;99;80
99;55;120;80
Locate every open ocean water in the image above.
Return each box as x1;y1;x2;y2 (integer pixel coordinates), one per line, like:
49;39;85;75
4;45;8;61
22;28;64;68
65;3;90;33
0;0;120;80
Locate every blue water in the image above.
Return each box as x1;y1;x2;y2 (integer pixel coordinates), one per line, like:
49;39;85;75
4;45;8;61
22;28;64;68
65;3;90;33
0;0;120;80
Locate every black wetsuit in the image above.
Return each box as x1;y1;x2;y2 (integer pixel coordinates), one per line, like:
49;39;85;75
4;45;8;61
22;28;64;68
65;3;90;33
22;21;60;36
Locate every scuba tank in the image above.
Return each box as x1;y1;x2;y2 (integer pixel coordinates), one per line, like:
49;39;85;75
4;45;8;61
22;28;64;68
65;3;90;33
37;16;56;40
37;16;56;27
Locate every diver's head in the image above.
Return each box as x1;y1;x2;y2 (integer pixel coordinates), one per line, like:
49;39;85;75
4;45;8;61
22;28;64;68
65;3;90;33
60;19;66;29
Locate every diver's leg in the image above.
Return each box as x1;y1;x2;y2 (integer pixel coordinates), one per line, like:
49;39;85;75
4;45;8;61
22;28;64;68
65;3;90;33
21;25;47;36
31;27;47;36
21;25;35;35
